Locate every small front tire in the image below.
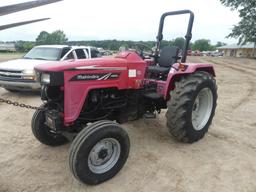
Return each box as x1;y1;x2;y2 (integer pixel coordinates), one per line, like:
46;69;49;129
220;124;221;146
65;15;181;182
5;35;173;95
31;109;68;146
69;120;130;185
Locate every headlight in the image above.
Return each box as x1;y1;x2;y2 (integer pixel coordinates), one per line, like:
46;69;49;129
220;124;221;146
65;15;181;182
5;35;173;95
22;69;35;80
22;69;34;75
41;73;50;84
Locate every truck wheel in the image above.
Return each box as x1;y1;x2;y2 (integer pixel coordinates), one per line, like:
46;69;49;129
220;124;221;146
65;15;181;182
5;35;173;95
69;120;130;185
31;109;68;146
166;71;217;143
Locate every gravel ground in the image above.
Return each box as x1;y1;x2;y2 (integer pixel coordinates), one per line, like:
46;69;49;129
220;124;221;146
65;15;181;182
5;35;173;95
0;56;256;192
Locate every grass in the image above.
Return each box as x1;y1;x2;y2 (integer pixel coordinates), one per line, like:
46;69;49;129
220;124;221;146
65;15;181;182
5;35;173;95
0;52;25;62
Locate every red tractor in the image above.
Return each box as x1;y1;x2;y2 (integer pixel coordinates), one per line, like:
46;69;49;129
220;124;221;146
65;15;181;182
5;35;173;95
32;10;217;185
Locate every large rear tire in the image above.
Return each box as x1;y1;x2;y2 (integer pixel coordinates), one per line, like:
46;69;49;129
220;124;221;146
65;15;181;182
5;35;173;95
31;109;68;146
166;71;217;143
69;120;130;185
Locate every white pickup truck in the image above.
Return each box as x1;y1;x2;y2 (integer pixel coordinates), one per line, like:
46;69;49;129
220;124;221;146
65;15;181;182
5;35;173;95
0;45;101;91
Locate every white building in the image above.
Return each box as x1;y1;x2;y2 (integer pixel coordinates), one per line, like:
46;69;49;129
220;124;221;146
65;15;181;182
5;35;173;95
0;43;16;52
218;43;256;58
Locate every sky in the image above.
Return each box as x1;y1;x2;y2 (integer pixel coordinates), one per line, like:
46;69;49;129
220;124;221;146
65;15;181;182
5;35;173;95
0;0;240;44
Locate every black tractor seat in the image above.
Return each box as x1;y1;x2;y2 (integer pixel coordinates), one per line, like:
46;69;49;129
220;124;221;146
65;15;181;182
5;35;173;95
147;46;180;75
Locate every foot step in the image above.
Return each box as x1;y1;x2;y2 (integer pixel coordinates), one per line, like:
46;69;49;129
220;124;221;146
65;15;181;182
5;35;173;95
143;112;156;119
144;92;162;100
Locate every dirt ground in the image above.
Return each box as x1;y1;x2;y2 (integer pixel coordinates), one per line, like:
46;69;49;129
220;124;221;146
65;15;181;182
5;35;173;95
0;56;256;192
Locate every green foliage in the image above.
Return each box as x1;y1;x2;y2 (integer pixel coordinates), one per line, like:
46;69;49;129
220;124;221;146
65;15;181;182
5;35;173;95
192;39;215;51
36;31;49;45
13;30;218;53
220;0;256;44
228;17;256;45
68;40;157;51
15;41;35;52
67;37;186;51
189;42;194;50
172;37;185;49
36;30;68;45
215;41;227;47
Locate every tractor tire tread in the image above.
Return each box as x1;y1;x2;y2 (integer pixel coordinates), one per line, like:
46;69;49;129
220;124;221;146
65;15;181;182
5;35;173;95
166;71;217;143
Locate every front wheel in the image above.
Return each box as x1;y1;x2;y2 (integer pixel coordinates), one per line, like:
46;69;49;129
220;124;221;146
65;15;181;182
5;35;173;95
69;120;130;185
31;109;68;146
166;71;217;143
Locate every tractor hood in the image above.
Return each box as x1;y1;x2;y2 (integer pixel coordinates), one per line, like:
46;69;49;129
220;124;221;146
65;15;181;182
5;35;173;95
35;51;144;72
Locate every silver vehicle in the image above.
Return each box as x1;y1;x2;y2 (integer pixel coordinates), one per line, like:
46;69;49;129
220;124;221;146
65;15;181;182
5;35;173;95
210;51;224;57
0;45;101;91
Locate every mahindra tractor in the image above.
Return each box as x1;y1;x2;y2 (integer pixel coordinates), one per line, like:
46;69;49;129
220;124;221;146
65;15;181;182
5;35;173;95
32;10;217;185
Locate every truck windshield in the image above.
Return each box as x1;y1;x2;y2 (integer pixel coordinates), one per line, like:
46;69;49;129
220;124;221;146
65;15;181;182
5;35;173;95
23;47;61;61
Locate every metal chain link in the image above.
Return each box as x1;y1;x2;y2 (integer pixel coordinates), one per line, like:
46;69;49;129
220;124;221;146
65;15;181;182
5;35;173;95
0;97;39;110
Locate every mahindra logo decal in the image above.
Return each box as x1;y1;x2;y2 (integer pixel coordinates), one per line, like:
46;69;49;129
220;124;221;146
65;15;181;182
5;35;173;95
70;73;120;81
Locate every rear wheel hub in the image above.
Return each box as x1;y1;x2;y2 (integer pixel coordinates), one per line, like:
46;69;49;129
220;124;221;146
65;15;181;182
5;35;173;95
192;88;213;131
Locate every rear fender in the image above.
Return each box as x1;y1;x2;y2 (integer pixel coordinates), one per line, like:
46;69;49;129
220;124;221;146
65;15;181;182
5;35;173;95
164;63;215;100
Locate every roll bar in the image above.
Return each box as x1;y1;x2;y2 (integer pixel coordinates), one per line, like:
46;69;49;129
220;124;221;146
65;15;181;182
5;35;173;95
155;10;194;63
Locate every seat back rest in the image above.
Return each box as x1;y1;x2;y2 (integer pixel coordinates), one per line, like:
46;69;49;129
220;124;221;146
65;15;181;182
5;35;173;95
159;46;179;67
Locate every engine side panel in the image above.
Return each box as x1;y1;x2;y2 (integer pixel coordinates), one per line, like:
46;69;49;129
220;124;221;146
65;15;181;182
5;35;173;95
63;53;146;124
63;69;127;124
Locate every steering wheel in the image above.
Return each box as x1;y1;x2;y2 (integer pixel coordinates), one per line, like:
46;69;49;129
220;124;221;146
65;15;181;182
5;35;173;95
133;43;153;59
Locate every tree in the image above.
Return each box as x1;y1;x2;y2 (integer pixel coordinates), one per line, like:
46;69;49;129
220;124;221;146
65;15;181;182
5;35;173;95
215;41;227;47
192;39;214;51
36;31;49;45
15;41;35;52
189;42;194;50
220;0;256;57
173;37;185;49
35;30;68;45
46;30;68;45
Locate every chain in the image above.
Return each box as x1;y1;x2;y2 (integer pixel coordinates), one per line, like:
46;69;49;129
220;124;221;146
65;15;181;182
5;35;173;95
0;97;39;110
